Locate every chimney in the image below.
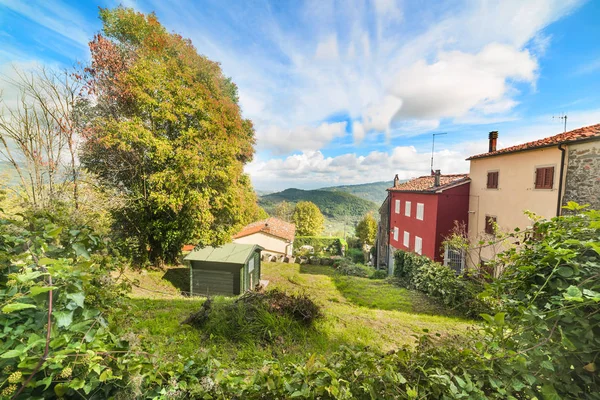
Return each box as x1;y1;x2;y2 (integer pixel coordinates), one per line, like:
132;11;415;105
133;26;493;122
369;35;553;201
434;169;441;187
393;174;399;187
488;131;498;152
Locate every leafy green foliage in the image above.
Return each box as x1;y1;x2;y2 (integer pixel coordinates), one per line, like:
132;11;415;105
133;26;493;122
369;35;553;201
355;212;377;246
0;213;138;398
273;200;293;222
292;201;325;236
294;236;345;256
394;250;488;317
82;7;258;266
480;204;600;397
261;188;377;220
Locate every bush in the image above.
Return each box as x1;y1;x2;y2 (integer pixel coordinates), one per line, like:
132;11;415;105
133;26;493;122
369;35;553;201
369;270;387;280
0;213;152;399
294;236;345;256
333;258;372;277
346;247;363;264
393;250;487;317
185;289;321;343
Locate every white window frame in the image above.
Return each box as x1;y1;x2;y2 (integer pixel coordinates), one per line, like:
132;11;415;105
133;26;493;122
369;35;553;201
394;199;400;214
403;231;410;247
405;201;411;217
248;257;255;272
416;203;424;221
393;227;399;241
415;236;422;255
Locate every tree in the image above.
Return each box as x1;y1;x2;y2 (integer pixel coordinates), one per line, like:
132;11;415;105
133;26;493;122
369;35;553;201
0;67;84;209
292;201;324;236
81;7;257;266
355;212;377;246
274;200;293;222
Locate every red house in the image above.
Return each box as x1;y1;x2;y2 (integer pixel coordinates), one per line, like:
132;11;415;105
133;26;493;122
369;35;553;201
386;170;470;264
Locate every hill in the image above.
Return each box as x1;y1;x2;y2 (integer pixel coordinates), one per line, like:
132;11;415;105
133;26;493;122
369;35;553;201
319;181;392;205
259;188;378;221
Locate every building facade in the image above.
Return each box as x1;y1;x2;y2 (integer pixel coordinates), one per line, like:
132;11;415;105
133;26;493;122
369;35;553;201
386;171;470;267
466;125;600;267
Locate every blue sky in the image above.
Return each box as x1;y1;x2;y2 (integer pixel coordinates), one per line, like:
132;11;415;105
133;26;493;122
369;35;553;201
1;0;600;191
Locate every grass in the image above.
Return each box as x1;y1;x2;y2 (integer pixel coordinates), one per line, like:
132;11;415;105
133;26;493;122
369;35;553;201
118;262;472;369
333;275;453;315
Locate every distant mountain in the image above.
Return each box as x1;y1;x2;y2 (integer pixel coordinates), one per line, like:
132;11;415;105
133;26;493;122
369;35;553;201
259;188;378;221
319;181;393;205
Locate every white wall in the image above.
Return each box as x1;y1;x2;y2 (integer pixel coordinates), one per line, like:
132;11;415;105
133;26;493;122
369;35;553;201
233;232;292;256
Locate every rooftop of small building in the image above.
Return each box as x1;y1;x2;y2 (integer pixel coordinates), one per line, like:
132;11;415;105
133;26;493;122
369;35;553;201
387;173;469;193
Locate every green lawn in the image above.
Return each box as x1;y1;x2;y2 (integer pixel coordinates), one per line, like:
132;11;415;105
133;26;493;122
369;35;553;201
118;262;472;369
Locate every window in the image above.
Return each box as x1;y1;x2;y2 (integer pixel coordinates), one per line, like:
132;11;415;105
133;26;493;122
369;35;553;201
395;199;400;214
405;201;411;217
535;166;554;189
415;236;422;255
403;231;410;247
248;258;255;272
393;227;399;241
485;215;497;235
487;171;499;189
416;203;424;220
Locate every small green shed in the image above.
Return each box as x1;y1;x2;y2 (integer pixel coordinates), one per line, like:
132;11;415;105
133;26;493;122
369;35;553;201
184;243;263;296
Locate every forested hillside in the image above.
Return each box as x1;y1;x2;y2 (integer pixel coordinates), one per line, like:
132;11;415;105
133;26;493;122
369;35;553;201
319;181;392;204
260;188;378;220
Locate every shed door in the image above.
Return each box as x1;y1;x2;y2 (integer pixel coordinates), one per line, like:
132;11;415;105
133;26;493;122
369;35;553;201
192;269;234;296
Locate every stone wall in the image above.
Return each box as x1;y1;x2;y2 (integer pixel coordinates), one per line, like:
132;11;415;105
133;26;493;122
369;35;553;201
563;140;600;210
376;196;390;268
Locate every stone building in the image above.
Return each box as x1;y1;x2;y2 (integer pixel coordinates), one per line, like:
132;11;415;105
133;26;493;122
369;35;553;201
563;139;600;210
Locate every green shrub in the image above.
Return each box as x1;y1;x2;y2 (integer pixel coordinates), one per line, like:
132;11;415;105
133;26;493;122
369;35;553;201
346;247;363;263
393;250;487;317
294;236;345;256
186;289;321;343
369;270;387;280
333;258;372;277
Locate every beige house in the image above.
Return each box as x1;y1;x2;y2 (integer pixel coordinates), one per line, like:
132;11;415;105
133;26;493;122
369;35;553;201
233;217;295;257
466;125;600;267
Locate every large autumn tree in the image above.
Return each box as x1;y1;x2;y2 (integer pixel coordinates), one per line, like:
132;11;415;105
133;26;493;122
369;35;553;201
81;7;260;266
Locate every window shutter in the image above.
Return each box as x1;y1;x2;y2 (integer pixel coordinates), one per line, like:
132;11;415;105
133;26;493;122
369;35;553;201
487;172;498;189
544;167;554;189
485;216;497;235
535;167;554;189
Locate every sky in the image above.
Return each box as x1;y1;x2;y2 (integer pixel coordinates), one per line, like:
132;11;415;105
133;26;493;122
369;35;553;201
1;0;600;191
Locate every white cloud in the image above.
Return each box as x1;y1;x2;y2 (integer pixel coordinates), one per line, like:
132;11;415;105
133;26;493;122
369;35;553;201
247;146;470;191
256;121;348;155
389;43;537;120
315;35;339;61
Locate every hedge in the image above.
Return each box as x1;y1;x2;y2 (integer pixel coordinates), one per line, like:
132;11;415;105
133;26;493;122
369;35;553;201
393;250;487;317
294;236;345;255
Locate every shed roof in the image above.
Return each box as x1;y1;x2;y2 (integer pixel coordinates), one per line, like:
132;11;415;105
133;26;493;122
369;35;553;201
233;217;296;242
467;123;600;160
387;174;469;193
184;243;263;265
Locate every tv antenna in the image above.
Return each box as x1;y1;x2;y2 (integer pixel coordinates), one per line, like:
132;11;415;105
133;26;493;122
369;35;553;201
553;113;567;133
430;132;447;174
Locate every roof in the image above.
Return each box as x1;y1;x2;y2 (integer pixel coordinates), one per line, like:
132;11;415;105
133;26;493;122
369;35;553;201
233;217;296;242
387;174;470;193
467;123;600;160
184;243;263;264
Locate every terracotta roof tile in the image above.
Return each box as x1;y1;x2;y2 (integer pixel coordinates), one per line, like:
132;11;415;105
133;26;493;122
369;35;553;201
467;123;600;160
233;217;296;242
388;174;469;192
